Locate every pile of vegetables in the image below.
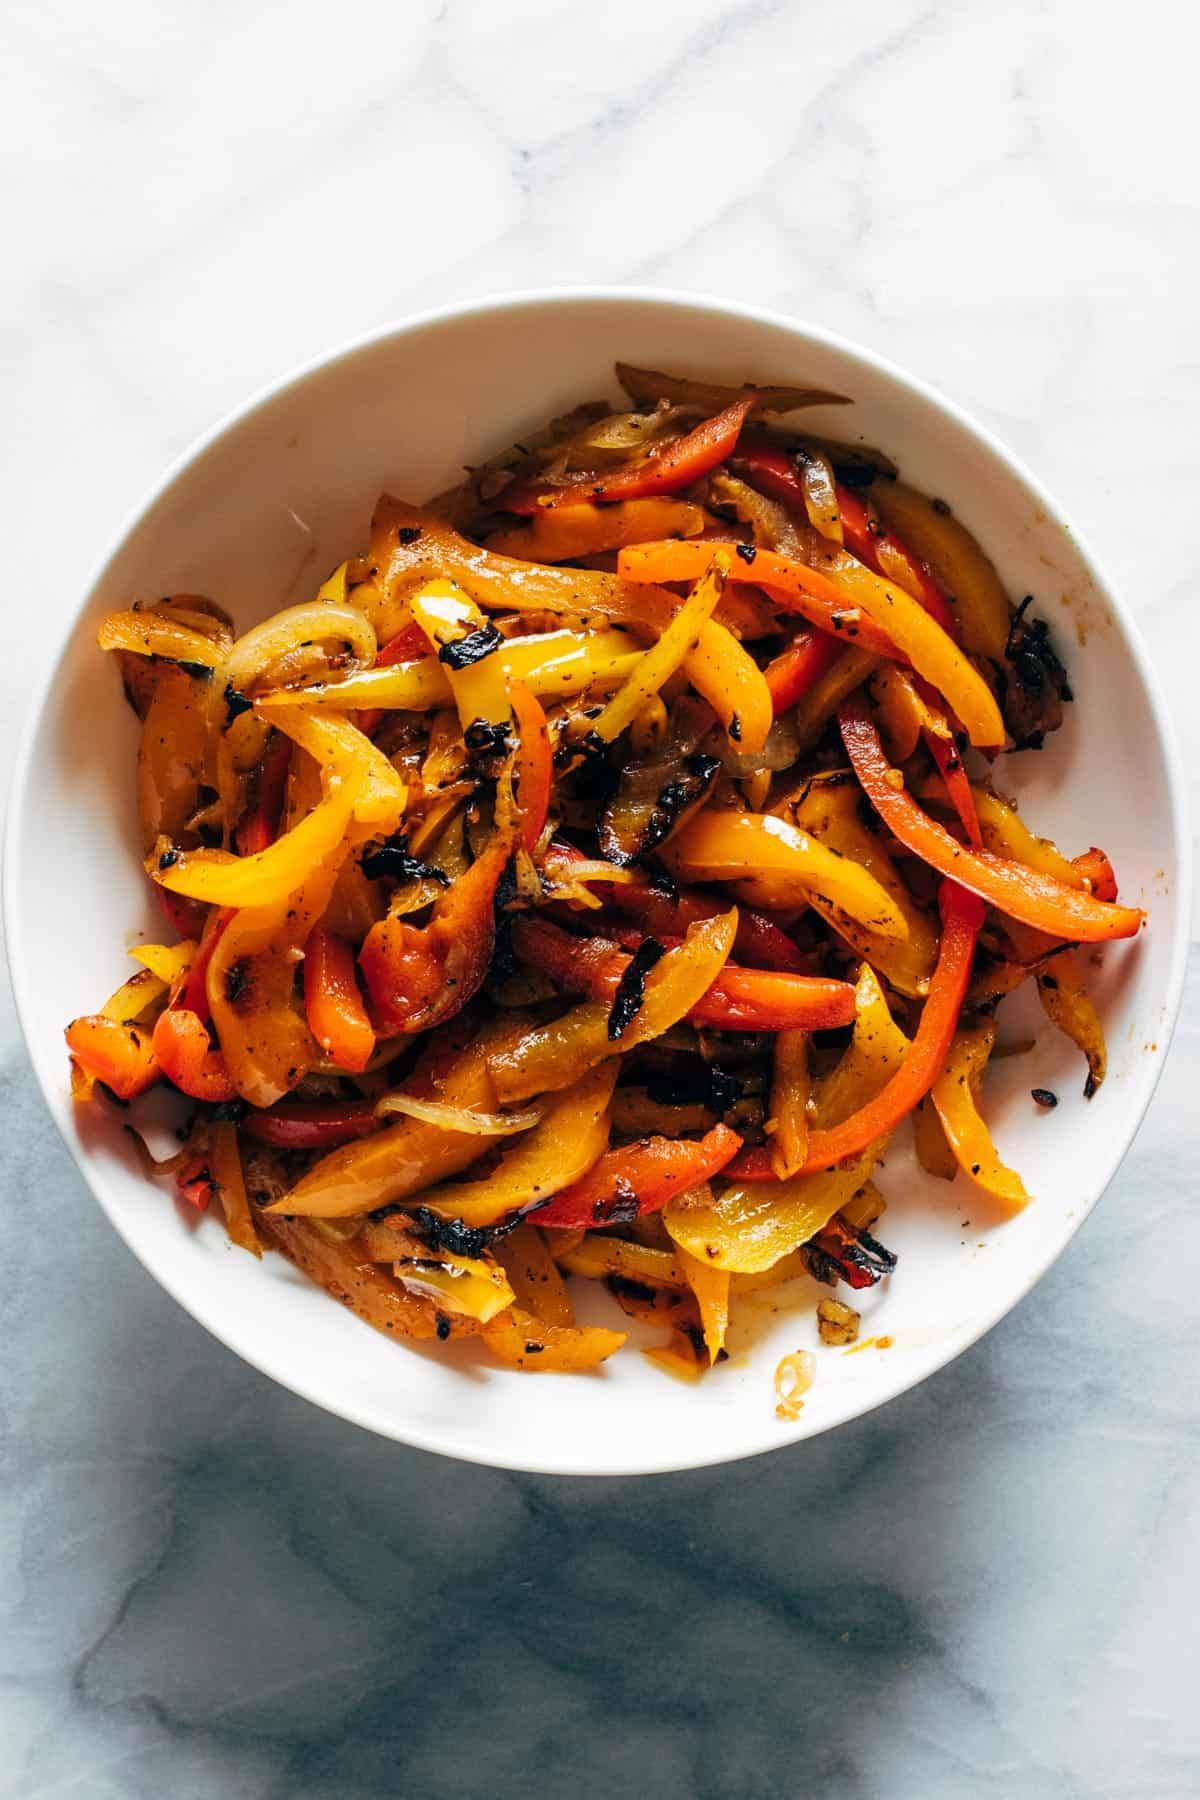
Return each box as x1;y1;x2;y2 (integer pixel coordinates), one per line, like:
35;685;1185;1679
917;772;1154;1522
66;363;1142;1380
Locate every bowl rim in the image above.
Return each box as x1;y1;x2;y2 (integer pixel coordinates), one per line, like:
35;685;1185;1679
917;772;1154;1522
5;285;1192;1476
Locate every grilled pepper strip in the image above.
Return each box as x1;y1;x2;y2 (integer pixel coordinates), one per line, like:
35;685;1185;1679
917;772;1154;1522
304;927;376;1073
931;1023;1030;1210
64;1015;159;1100
728;882;984;1180
589;556;726;744
835;486;959;640
485;497;706;561
618;540;1005;748
510;916;855;1033
510;680;552;852
234;731;292;855
501;398;752;513
151;1006;236;1102
839;697;1144;942
532;1123;742;1229
682;619;773;753
243;1098;380;1149
764;629;845;715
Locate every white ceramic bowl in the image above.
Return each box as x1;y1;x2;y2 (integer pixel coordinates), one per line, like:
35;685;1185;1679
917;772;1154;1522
6;291;1189;1475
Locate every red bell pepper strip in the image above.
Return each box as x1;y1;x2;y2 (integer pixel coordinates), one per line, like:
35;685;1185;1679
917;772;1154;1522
728;880;984;1180
64;1015;159;1101
175;1152;216;1212
304;927;376;1072
1073;847;1118;902
509;680;552;853
510;916;856;1032
235;731;292;856
152;1006;236;1102
839;696;1144;942
924;722;981;846
156;884;206;941
501;398;753;514
835;487;959;640
356;622;432;736
763;628;845;715
242;1098;380;1150
533;1123;743;1229
179;907;234;1020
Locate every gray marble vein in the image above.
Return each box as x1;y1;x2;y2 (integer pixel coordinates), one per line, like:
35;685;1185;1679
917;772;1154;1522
3;0;1198;1793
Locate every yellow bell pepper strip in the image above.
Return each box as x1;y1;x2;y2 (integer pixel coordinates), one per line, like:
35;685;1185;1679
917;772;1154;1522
869;480;1012;661
913;1094;958;1180
1036;948;1107;1097
408;580;510;728
151;1006;236;1102
491;910;738;1103
413;1061;618;1228
271;1028;520;1218
256;1212;481;1341
768;1028;810;1179
149;767;364;910
531;1123;742;1229
129;939;197;987
556;1237;685;1288
839;697;1145;942
206;856;343;1108
359;814;517;1038
243;1098;380;1150
481;1309;626;1372
931;1023;1031;1210
252;701;406;833
665;1152;879;1275
587;555;727;744
966;783;1087;887
303;926;375;1073
619;539;1006;749
493;1223;576;1326
392;1255;514;1324
500;397;754;513
615;362;850;414
662;809;910;941
677;1241;731;1363
682;618;773;753
208;1120;262;1256
727;880;984;1182
510;915;856;1033
98;609;227;670
269;656;455;715
484;497;706;561
136;663;212;852
370;498;772;642
779;771;937;997
509;680;552;852
64;1015;160;1101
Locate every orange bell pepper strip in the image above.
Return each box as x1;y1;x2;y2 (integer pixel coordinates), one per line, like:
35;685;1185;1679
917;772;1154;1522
64;1015;159;1100
924;723;981;845
839;696;1144;942
764;628;845;715
729;880;984;1180
243;1097;380;1150
501;398;753;513
156;885;206;940
359;822;517;1036
151;1006;236;1102
509;680;552;853
532;1123;743;1229
234;731;292;856
510;916;856;1033
619;540;1004;749
1073;846;1118;902
303;927;376;1073
175;1152;216;1212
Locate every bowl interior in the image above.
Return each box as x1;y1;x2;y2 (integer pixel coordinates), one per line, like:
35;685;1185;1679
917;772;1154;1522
8;293;1187;1474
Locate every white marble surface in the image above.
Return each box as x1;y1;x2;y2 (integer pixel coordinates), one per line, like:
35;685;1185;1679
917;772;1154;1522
2;2;1198;1794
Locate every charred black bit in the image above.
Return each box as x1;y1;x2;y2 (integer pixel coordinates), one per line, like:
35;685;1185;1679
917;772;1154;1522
1083;1071;1099;1101
805;1215;898;1291
224;684;253;722
410;1206;515;1260
398;526;422;545
682;1321;707;1359
931;497;951;516
729;712;742;743
490;859;520;978
464;718;512;757
708;1064;740;1119
361;833;450;885
636;753;720;863
1031;1087;1058;1109
523;1341;545;1354
593;1174;641;1226
158;847;180;870
831;461;876;490
608;938;666;1040
735;542;758;565
209;1097;248;1122
608;1274;660;1306
178;660;213;682
224;960;249;1004
999;596;1073;749
435;1314;452;1341
439;623;503;669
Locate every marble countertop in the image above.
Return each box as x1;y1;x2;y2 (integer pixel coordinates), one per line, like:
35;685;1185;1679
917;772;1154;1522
3;2;1198;1794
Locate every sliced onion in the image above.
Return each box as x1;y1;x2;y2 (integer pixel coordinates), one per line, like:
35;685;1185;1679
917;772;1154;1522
719;715;802;780
213;601;376;725
373;1093;542;1134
